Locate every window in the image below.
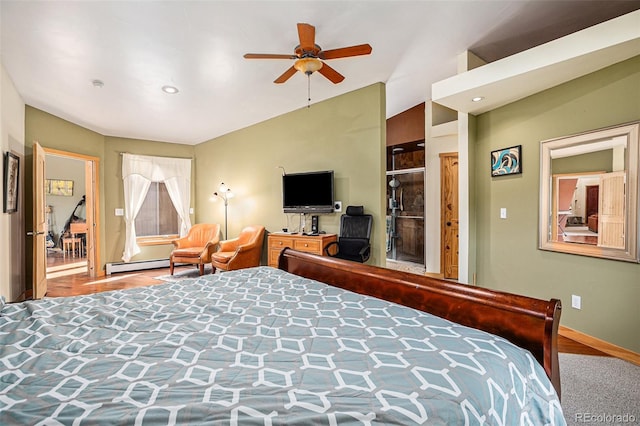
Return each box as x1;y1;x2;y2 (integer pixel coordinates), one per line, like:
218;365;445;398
135;182;179;239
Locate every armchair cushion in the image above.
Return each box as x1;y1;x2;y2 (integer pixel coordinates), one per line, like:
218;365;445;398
172;247;207;259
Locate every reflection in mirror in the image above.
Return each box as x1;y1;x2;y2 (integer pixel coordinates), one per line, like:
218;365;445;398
539;122;639;262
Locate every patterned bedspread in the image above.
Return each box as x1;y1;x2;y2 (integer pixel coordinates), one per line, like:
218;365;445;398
0;267;565;425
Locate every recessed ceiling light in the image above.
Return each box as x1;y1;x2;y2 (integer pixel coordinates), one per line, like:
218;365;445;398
92;79;104;88
162;85;179;94
472;96;484;102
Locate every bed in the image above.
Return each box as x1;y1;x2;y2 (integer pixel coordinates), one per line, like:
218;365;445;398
0;249;565;425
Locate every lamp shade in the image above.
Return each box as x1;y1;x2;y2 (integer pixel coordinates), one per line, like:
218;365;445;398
294;58;323;75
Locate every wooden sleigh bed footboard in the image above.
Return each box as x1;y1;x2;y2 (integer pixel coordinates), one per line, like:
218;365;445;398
278;249;562;399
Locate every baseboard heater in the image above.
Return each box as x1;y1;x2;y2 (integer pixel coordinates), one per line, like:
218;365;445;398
106;259;170;275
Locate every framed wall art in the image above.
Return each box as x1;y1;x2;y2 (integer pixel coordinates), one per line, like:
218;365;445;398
46;179;74;196
3;151;20;213
491;145;522;177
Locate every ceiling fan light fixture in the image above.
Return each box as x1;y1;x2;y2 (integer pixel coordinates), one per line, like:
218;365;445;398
294;57;323;75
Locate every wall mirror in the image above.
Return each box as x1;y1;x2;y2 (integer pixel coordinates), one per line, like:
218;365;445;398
539;122;639;262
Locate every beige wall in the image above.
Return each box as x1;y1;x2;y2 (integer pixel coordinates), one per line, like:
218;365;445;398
1;63;25;302
194;83;387;265
474;55;640;352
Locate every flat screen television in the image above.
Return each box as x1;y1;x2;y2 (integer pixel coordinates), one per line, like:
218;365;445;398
282;170;334;213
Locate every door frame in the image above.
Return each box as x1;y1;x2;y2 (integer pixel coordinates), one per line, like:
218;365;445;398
43;147;101;278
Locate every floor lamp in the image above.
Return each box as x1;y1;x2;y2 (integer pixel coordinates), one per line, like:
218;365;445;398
213;182;234;239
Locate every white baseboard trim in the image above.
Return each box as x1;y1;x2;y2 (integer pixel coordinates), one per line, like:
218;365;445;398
106;259;169;275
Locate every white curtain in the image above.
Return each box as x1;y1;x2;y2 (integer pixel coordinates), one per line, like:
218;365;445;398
121;154;192;262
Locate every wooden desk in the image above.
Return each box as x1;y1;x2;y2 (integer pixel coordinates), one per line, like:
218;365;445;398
268;233;337;268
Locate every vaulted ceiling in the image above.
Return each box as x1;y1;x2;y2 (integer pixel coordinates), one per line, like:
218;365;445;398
1;1;638;145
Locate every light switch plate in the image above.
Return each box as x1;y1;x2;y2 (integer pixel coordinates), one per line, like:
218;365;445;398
500;208;507;219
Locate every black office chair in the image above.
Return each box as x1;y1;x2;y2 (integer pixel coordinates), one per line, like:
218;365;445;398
325;206;373;263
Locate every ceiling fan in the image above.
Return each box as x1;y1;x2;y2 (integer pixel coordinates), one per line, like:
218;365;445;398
244;23;372;84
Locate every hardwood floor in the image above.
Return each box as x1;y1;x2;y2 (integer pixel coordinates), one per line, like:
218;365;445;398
45;253;610;357
46;251;191;298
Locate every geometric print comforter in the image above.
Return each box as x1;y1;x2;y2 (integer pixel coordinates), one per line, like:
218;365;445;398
0;266;565;425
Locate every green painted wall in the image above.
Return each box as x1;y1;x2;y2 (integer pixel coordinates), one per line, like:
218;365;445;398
24;107;196;269
474;55;640;352
194;83;387;265
24;83;386;275
24;107;107;282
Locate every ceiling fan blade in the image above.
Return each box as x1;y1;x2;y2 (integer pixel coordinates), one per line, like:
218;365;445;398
244;53;296;60
274;66;298;84
317;62;345;84
320;44;372;60
297;23;316;51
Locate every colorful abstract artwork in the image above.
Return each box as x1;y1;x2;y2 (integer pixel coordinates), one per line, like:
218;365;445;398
491;145;522;177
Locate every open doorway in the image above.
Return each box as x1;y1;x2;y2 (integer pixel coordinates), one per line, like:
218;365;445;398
43;149;99;280
385;141;426;274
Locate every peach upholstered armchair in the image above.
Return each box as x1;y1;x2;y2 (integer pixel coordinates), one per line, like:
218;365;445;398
170;223;221;275
211;225;265;272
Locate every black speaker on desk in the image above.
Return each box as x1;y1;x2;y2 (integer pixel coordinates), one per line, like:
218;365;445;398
311;215;319;233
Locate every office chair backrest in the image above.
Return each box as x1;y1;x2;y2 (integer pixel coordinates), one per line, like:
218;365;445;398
340;205;372;239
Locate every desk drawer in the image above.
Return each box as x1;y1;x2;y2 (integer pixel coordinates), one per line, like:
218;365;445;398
269;237;292;249
293;239;321;253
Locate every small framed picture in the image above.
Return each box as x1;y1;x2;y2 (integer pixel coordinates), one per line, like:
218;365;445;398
3;151;20;213
46;179;74;196
491;145;522;177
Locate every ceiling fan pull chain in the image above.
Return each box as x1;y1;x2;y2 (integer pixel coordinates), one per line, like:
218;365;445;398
307;74;312;108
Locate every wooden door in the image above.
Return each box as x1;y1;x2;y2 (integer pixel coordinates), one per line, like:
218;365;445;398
84;159;98;277
585;185;599;218
598;171;625;249
440;153;459;280
32;142;47;299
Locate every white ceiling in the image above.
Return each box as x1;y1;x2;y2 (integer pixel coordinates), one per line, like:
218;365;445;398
1;1;638;145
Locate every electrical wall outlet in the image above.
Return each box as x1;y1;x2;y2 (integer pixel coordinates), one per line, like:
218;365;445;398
115;208;124;216
571;294;582;310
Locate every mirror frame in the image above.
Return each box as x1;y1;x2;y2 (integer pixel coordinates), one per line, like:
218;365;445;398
539;122;639;262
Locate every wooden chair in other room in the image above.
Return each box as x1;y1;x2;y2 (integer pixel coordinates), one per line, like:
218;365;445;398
211;225;265;272
170;223;221;275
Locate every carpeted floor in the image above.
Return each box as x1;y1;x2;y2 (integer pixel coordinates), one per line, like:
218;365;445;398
560;353;639;425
